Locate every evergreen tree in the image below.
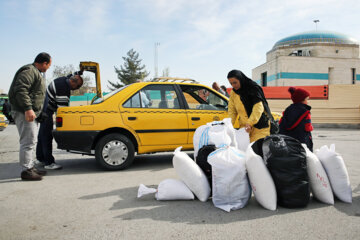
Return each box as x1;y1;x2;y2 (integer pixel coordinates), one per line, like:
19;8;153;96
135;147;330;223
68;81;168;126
108;49;149;90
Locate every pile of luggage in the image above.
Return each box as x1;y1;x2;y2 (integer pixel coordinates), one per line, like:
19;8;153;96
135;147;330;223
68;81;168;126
138;118;352;212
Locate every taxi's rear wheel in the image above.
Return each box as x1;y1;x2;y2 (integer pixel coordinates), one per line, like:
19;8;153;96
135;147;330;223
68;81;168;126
95;133;135;170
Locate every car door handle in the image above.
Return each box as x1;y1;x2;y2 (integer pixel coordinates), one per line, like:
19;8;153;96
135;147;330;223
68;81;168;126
192;117;200;121
128;117;137;121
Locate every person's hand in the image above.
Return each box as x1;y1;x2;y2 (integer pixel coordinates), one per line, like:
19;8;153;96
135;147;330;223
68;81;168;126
245;123;252;133
25;109;36;122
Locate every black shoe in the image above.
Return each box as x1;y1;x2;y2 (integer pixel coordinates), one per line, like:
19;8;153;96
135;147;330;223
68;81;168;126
32;168;47;176
21;169;42;181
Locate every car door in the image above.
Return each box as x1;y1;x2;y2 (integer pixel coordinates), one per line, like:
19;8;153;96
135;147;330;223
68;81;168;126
121;84;189;146
178;84;229;144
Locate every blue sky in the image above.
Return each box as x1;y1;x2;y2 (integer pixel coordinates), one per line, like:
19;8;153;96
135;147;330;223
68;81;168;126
1;0;359;92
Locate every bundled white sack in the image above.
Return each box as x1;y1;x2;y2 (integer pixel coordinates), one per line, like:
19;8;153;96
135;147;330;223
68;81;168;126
303;144;334;205
208;146;251;212
245;143;277;210
193;125;209;159
137;179;195;200
173;147;211;202
315;144;352;203
235;128;250;152
193;118;237;159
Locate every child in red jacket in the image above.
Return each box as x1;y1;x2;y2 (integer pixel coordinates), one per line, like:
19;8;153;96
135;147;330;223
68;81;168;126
279;87;314;151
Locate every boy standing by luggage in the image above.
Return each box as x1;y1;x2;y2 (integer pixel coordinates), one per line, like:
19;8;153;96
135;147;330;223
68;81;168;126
279;87;314;151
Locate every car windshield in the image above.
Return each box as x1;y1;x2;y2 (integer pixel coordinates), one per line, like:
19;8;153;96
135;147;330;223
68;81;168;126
92;85;130;104
180;85;228;110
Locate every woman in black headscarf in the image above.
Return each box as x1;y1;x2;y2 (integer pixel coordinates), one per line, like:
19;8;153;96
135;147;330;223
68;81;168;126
227;70;270;142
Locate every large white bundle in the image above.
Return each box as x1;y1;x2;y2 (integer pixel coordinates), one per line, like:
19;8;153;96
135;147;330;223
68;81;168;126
303;145;334;205
208;146;251;212
137;179;195;201
235;128;250;152
193;125;209;159
193;118;237;159
315;144;352;203
172;147;211;202
245;143;277;210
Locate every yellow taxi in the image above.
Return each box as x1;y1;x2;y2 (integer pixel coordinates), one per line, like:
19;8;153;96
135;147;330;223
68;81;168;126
53;62;279;170
271;111;282;123
0;113;9;131
53;62;229;170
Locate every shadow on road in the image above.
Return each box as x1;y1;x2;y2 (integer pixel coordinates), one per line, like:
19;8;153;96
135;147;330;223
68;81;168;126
79;186;357;224
333;185;360;217
0;152;183;181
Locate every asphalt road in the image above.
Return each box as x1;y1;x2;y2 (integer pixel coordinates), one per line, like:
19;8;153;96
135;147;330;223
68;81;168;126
0;125;359;240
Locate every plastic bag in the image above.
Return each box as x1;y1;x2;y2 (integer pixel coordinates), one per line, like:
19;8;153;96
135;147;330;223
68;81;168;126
193;118;237;159
262;135;310;208
137;179;195;200
315;144;352;203
196;144;216;188
173;147;210;202
245;143;277;210
235;128;250;152
303;144;334;205
208;146;251;212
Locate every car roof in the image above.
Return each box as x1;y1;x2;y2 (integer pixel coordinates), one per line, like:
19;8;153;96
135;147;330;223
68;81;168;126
134;81;210;88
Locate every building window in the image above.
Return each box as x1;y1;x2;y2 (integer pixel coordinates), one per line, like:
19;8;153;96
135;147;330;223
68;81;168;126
352;68;356;84
261;72;267;86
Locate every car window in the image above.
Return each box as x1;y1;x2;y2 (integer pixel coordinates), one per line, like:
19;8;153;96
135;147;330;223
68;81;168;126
180;85;228;110
123;92;141;108
92;85;129;104
123;84;180;109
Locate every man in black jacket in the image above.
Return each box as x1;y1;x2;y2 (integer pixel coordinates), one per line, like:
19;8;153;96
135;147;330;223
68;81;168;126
36;72;83;170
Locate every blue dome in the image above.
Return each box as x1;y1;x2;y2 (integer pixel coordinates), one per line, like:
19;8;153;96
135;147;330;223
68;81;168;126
272;31;359;49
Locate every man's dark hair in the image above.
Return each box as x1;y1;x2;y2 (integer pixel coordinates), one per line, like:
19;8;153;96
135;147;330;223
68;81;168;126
34;52;51;64
70;75;83;83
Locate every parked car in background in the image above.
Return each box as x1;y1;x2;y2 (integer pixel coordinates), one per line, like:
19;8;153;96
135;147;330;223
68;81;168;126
0;94;9;113
0;113;9;131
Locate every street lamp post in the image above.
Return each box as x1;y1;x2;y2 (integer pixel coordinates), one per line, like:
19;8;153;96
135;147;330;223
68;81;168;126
154;42;160;77
313;20;320;31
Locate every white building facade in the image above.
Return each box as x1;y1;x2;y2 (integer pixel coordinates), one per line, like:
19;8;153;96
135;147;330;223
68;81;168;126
252;31;360;86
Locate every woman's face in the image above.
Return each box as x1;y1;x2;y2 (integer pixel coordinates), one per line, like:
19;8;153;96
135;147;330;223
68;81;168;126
228;77;241;90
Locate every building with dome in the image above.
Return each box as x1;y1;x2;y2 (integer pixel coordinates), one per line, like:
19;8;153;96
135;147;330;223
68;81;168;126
252;31;360;86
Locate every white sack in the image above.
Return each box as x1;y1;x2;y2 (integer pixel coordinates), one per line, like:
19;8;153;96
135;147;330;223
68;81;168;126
245;143;277;210
137;179;195;200
303;144;334;205
137;184;157;198
193;124;209;159
208;146;251;212
156;179;194;200
235;128;250;152
173;147;211;202
193;118;237;159
315;144;352;203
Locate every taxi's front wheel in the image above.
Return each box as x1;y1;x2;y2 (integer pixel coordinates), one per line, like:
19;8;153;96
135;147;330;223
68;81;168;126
95;133;135;170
